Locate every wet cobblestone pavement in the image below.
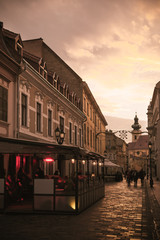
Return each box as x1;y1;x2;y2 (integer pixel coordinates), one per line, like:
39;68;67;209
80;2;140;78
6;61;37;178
0;180;154;240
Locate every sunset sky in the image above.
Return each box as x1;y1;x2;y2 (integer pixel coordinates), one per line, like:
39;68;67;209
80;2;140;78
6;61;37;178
1;0;160;131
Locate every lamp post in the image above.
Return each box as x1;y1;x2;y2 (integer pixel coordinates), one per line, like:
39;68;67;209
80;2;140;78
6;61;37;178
55;127;65;145
148;141;153;188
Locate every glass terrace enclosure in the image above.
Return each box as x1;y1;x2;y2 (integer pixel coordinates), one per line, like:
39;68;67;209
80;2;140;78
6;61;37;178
0;137;105;214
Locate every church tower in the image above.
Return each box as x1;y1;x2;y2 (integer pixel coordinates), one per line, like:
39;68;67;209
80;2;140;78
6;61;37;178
131;113;141;142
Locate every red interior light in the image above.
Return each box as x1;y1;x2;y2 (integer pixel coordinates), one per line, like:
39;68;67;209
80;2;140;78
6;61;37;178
43;158;54;162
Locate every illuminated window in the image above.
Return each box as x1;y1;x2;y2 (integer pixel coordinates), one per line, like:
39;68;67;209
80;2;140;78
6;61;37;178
0;86;8;122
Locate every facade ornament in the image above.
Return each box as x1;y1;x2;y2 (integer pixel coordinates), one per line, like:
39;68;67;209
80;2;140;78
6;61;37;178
35;91;44;101
20;78;31;92
47;100;54;108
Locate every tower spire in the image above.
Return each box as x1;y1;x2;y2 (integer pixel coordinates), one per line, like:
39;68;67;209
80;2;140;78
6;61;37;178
131;113;141;131
131;113;141;142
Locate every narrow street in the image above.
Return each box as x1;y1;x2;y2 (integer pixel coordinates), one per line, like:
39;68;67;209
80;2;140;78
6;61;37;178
0;179;153;240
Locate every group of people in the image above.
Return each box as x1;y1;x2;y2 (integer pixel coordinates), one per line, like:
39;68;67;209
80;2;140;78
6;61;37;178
125;168;146;187
6;167;32;203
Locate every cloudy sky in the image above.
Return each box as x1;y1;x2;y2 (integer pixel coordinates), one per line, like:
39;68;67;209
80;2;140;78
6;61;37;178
1;0;160;132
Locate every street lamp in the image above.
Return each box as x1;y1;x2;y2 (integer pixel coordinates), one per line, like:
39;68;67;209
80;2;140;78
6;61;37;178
148;141;153;188
55;127;65;145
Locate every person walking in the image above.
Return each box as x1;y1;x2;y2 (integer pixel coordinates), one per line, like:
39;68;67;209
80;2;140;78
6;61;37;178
133;170;138;187
139;168;146;186
126;169;131;186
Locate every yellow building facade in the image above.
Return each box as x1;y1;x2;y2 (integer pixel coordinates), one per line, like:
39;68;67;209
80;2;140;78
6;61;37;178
82;82;107;156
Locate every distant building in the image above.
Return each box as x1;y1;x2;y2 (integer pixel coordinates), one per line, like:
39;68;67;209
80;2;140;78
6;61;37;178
82;82;107;156
104;130;127;171
147;81;160;180
128;114;149;172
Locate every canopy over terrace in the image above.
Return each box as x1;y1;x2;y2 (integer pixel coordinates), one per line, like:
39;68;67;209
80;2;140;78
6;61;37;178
104;159;123;182
0;136;86;159
104;159;122;168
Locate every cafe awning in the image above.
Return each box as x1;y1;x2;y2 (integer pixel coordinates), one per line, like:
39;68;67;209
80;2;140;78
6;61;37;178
0;136;86;160
104;159;121;168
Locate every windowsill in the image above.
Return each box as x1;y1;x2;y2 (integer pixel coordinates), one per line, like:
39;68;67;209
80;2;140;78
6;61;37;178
36;131;43;135
47;135;53;138
0;120;10;126
21;125;29;129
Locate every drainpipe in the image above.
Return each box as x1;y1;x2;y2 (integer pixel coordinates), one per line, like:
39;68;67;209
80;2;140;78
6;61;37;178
82;116;87;148
16;75;20;138
16;61;25;138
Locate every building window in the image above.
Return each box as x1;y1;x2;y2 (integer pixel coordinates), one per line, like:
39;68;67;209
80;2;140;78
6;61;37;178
79;128;82;147
44;71;47;79
83;97;86;112
37;102;41;132
84;123;86;145
90;130;92;148
0;86;8;122
90;107;92;120
93;111;95;123
60;86;63;94
21;94;27;126
97;138;99;152
48;109;52;136
87;102;89;116
69;122;72;144
60;116;64;132
17;42;22;55
75;125;77;145
87;127;89;146
93;132;95;148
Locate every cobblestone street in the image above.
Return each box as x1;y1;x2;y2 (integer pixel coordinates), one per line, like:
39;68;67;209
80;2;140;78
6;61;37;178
0;180;153;240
